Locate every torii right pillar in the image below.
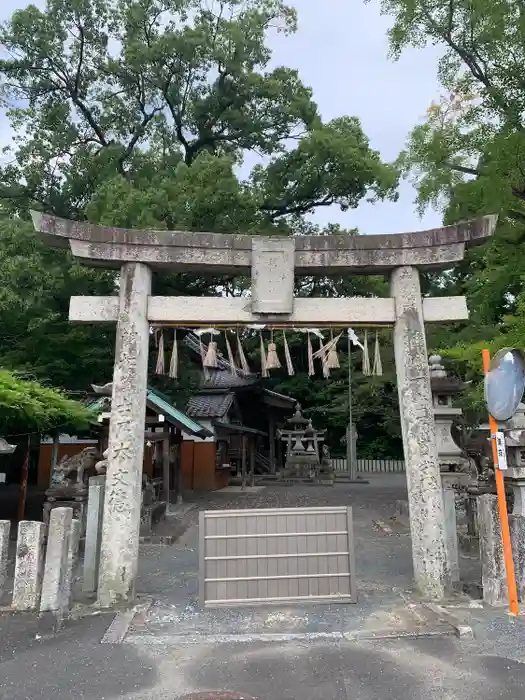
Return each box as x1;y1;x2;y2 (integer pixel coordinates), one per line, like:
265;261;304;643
391;266;450;598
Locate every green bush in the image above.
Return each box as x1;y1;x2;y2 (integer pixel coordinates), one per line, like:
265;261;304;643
0;369;94;436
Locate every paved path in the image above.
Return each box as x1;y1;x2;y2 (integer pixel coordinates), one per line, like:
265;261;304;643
2;611;525;700
1;475;525;700
130;476;462;644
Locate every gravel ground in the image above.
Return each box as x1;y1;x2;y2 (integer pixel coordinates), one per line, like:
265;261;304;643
132;475;445;641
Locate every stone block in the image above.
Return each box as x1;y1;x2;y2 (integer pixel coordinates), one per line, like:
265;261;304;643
40;507;73;613
510;514;525;603
0;520;10;599
12;521;45;611
63;519;81;609
83;475;105;595
251;237;295;315
443;488;460;583
478;494;508;606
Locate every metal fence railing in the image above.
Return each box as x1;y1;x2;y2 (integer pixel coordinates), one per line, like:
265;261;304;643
330;458;405;474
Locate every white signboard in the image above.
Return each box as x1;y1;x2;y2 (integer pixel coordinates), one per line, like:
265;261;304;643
493;432;508;471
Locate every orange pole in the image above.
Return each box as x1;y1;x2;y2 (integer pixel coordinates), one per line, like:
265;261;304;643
482;349;519;615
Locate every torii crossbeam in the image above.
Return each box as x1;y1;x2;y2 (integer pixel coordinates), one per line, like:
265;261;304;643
32;211;497;605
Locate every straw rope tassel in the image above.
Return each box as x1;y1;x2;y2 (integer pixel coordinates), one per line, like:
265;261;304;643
266;330;281;370
362;330;371;376
283;331;295;376
260;332;268;377
168;329;178;379
319;336;330;378
307;333;315;377
373;330;383;377
224;331;238;375
203;334;218;368
236;331;250;374
155;329;165;375
326;329;340;369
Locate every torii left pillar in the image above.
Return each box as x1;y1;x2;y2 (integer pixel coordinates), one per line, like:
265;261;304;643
97;263;151;607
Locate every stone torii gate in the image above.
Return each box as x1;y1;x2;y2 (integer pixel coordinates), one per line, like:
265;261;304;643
31;211;497;605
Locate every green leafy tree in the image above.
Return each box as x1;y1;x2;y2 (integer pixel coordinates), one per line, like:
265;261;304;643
0;0;402;454
372;0;525;408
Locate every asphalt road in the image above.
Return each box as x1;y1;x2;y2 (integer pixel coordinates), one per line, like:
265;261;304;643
2;612;525;700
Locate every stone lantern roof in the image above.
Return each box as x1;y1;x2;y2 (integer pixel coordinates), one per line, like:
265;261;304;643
0;437;16;455
429;355;465;395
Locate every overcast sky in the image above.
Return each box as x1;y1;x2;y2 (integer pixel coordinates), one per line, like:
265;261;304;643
0;0;443;234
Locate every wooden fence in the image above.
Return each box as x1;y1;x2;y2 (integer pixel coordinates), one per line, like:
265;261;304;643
330;458;405;474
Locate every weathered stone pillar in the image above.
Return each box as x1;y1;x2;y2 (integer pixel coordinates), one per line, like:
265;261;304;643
478;494;507;606
12;521;45;611
40;507;73;613
98;262;152;607
83;475;106;594
0;520;10;600
442;487;460;583
64;519;81;609
510;515;525;603
391;266;450;599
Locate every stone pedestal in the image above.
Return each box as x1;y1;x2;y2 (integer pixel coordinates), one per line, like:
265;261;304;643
478;494;508;606
391;266;450;600
98;262;152;607
12;521;45;611
43;487;88;539
83;475;105;595
40;507;73;613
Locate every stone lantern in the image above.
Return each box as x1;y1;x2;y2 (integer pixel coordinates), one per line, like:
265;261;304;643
0;438;16;485
501;403;525;516
278;404;326;481
429;355;470;487
429;355;471;582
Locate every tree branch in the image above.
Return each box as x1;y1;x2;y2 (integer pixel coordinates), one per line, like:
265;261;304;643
261;195;333;219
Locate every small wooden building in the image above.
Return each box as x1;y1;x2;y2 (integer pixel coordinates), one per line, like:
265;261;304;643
180;333;297;490
38;387;212;499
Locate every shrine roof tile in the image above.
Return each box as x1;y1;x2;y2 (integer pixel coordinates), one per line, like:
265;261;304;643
200;369;259;391
186;393;234;418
